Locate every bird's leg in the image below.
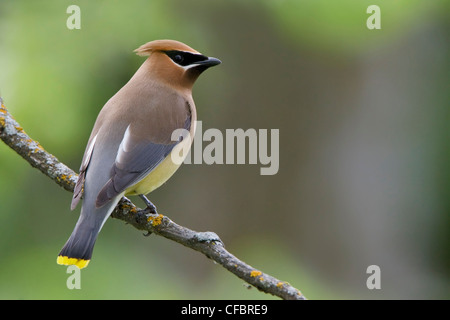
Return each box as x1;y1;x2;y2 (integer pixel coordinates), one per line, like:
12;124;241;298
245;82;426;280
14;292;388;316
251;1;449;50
139;195;159;237
139;194;158;215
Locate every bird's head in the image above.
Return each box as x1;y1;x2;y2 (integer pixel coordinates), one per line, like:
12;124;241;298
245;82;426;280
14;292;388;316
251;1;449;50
134;39;221;91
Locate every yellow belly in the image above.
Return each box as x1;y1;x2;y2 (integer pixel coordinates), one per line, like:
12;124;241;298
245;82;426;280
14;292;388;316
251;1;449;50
124;137;192;196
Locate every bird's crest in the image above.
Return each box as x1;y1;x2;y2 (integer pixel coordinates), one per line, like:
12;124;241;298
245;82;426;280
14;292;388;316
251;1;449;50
134;40;200;56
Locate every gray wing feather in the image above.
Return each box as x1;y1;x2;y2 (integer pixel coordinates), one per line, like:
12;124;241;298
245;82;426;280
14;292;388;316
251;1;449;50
71;134;98;210
95;115;191;208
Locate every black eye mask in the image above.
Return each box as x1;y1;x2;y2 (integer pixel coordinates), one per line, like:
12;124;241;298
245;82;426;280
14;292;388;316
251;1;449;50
165;50;208;67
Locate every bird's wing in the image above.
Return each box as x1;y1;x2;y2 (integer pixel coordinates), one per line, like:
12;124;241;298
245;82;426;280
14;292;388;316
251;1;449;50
71;134;98;210
95;102;192;208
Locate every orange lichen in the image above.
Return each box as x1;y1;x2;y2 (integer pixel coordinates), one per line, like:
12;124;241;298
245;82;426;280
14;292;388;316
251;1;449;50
250;270;262;277
33;145;43;153
120;203;138;214
147;213;163;226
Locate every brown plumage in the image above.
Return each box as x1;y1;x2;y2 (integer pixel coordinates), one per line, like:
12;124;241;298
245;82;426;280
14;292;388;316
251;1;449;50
58;40;220;268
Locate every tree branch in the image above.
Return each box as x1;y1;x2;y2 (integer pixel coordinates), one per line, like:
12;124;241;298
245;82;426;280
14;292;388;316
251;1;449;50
0;97;306;300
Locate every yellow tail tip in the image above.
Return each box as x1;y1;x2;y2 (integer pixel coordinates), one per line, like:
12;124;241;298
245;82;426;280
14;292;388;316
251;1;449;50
57;255;90;269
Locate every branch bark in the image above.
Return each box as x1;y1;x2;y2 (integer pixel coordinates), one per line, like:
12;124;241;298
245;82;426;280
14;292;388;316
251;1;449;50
0;97;306;300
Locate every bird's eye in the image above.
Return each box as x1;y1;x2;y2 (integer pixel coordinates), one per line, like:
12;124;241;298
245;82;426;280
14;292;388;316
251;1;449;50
174;54;184;63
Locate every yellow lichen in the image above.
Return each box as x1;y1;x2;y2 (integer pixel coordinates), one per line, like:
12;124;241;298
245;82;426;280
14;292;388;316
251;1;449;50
33;144;43;153
276;282;285;288
120;203;138;214
250;270;262;277
259;276;264;281
147;213;163;226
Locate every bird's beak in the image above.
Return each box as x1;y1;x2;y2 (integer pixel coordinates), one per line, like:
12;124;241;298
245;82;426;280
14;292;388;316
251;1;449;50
196;57;221;68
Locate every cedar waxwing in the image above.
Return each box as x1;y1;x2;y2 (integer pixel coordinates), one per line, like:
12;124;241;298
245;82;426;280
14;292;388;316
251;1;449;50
57;40;221;269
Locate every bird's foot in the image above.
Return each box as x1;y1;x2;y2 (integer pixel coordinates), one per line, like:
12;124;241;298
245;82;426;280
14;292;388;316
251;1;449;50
138;194;160;237
139;194;158;215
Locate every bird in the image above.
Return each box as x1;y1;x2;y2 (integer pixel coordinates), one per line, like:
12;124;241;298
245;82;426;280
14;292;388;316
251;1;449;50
57;40;221;269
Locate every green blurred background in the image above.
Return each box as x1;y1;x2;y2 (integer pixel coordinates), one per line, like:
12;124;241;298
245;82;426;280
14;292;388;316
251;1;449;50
0;0;449;299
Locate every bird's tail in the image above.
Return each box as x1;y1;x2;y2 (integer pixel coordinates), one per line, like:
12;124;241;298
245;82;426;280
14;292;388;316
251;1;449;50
57;201;116;269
